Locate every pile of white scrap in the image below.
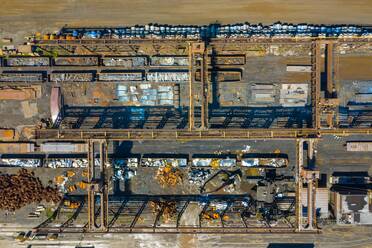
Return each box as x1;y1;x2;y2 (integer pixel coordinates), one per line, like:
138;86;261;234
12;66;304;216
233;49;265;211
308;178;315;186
0;159;41;167
114;168;137;181
219;158;236;167
150;56;189;66
192;158;236;167
102;57;147;67
280;84;308;107
192;158;212;167
242;158;288;168
241;159;260;167
46;158;92;168
141;158;187;167
188;168;211;185
113;158;138;168
147;71;189;82
99;72;142;81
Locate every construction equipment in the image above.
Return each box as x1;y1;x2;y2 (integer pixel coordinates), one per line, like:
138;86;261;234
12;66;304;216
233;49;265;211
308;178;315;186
82;170;88;178
63;200;80;209
67;184;77;193
0;129;17;141
77;181;88;190
66;171;76;178
54;175;66;185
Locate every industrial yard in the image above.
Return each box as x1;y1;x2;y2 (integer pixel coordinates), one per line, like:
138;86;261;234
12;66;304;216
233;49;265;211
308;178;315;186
1;1;372;247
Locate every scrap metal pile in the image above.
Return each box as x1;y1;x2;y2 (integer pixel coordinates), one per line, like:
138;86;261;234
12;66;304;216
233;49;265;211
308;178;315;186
188;168;211;185
0;169;62;211
0;159;41;167
46;158;90;168
156;165;183;187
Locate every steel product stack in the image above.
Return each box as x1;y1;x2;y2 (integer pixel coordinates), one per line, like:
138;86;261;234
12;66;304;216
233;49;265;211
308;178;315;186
50;73;93;82
102;57;147;67
58;22;372;40
146;72;189;82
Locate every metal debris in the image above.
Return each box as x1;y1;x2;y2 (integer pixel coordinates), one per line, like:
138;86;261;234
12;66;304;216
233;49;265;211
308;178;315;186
150;56;189;66
0;159;41;167
102;57;147;67
146;72;189;82
113;158;138;168
45;159;93;168
99;72;143;81
50;73;93;82
156;165;183;187
0;169;62;211
141;158;187;167
6;57;49;66
0;73;42;82
54;57;98;66
188;168;211;185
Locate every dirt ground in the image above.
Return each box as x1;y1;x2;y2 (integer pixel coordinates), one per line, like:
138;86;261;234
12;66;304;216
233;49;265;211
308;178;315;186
1;0;372;42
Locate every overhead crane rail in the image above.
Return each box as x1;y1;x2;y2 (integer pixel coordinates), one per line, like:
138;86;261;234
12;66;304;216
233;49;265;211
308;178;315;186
34;128;319;141
33;128;372;141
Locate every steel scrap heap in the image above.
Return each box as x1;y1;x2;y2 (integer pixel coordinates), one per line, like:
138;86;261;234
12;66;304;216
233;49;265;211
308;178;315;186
0;169;62;211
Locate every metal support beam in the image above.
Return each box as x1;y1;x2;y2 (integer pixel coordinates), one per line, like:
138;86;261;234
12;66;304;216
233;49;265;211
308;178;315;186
311;41;321;129
199;201;210;227
87;140;95;231
108;200;128;227
87;139;108;232
60;201;85;231
326;43;334;97
295;139;304;232
153;203;166;228
176;201;189;228
201;47;209;129
188;42;195;130
130;200;147;229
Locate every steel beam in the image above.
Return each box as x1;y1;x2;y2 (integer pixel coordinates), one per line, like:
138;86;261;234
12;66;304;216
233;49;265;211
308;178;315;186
33;128;322;141
201;47;209;129
108;199;128;227
188;42;195;130
130;200;147;230
176;201;189;228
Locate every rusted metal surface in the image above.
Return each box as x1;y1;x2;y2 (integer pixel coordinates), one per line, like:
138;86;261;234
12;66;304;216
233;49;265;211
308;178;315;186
34;128;320;140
